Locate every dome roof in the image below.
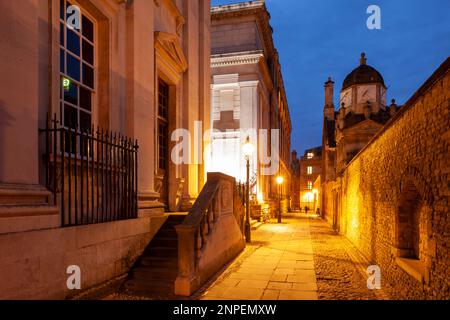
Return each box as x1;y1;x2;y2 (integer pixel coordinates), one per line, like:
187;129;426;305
342;53;385;90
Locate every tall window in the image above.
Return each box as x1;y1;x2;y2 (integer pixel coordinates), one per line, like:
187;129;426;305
307;181;312;190
158;80;169;171
60;0;95;133
307;166;312;175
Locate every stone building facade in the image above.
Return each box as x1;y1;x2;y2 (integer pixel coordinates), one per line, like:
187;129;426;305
321;56;450;299
0;0;210;299
299;147;322;212
290;150;300;210
208;1;292;211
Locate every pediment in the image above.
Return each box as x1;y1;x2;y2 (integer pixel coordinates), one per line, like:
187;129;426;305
155;31;188;74
343;118;383;132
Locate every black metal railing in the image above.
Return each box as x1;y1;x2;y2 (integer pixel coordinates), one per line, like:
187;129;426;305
40;114;139;227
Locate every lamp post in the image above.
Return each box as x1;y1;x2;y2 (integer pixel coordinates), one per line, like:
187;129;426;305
276;175;284;223
242;136;254;243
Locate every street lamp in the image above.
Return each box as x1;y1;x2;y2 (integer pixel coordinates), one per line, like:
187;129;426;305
276;175;284;223
243;136;254;243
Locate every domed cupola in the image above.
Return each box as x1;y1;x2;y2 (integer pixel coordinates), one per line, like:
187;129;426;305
342;53;385;90
339;53;387;115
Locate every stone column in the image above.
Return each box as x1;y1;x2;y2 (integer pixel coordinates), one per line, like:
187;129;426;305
126;1;163;216
0;0;59;233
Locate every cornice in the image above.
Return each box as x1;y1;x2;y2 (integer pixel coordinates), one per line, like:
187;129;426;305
211;52;264;68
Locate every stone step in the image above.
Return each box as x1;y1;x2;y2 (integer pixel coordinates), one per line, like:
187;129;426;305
119;213;185;297
131;267;178;280
122;278;174;293
251;221;263;230
139;256;178;268
144;246;178;257
150;236;178;248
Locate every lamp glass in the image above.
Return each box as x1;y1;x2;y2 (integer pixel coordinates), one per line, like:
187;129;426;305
242;140;254;157
276;176;284;185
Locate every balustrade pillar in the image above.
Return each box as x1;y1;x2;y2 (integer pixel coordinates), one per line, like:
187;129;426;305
174;224;198;296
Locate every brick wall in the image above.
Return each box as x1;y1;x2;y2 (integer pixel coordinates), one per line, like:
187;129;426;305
324;59;449;299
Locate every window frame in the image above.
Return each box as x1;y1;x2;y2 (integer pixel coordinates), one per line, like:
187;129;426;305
59;0;97;134
157;79;170;172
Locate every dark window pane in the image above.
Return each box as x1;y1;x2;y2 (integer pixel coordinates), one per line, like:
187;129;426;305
67;54;80;81
158;80;169;119
66;0;73;12
80;87;92;111
82;40;94;65
60;49;65;73
82;63;94;88
60;23;64;46
82;16;94;42
80;111;91;132
66;28;80;56
64;81;78;105
158;123;167;170
60;0;65;20
64;104;78;129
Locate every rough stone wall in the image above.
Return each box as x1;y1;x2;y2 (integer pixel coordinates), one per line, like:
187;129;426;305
330;62;449;299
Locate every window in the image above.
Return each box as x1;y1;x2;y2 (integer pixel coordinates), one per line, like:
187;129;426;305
307;181;312;190
158;80;169;171
60;0;95;135
307;166;312;175
307;153;314;159
220;90;234;111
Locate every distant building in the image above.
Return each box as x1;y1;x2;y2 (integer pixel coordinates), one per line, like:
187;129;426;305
209;1;292;210
290;150;300;210
322;53;399;181
299;146;322;211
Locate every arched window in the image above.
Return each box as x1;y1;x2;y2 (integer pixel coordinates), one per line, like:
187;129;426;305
396;181;428;260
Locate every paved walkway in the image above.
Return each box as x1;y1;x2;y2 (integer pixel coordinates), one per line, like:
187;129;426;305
198;214;393;300
199;214;318;300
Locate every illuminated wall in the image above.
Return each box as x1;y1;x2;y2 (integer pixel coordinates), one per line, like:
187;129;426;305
323;60;450;299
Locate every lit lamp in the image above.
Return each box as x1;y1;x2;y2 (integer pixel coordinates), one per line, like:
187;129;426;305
276;175;284;223
242;136;254;243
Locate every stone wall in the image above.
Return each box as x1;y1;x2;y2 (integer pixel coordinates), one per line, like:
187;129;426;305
323;58;449;299
0;214;166;299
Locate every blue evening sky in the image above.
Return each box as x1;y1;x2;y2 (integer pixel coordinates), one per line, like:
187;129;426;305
211;0;450;154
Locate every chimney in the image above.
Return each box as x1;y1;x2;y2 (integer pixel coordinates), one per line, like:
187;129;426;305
324;77;335;120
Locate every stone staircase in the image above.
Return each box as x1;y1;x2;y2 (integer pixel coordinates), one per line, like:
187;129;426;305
120;214;187;299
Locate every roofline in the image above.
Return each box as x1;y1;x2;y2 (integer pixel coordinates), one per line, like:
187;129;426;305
211;1;266;14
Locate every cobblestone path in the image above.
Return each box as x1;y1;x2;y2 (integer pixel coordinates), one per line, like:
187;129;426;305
308;216;392;300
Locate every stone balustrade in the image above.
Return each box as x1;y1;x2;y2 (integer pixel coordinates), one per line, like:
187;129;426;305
175;172;245;296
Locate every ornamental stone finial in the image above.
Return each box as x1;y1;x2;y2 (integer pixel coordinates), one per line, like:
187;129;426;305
360;52;367;65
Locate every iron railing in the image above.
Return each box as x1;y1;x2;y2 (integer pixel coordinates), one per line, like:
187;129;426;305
40;114;139;227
